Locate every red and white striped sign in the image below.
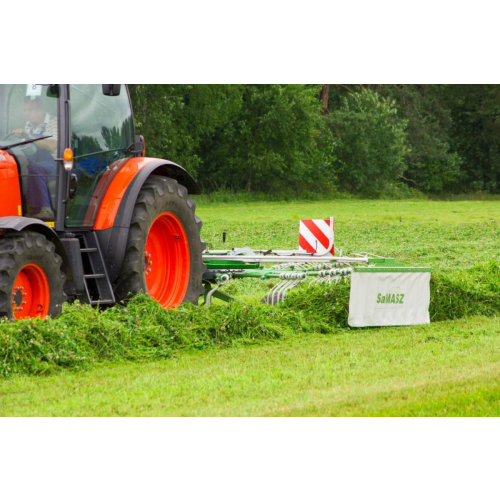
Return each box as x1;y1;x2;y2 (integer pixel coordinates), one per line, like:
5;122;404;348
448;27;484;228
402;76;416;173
299;219;335;256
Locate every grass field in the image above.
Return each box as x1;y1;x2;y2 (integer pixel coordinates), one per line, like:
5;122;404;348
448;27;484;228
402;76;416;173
1;199;499;416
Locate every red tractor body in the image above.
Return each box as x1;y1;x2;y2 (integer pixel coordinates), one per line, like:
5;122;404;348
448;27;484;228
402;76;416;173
0;84;204;319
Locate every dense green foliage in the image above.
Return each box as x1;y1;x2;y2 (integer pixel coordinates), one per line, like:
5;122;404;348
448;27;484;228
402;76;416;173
445;85;500;192
325;90;408;197
130;84;327;195
374;85;462;193
129;84;242;175
199;85;325;194
129;84;500;197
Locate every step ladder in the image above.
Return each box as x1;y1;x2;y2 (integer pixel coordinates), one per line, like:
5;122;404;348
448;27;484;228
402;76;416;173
80;232;116;306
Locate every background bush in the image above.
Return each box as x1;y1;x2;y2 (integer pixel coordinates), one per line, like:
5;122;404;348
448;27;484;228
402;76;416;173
325;90;408;197
129;84;500;198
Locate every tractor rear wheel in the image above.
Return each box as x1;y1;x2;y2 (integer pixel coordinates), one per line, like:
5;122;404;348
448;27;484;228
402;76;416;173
113;176;206;308
0;232;67;319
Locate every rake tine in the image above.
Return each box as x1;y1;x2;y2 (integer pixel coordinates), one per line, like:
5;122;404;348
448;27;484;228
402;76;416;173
277;280;293;303
268;280;289;305
275;279;294;305
263;282;280;305
278;279;300;304
261;288;273;305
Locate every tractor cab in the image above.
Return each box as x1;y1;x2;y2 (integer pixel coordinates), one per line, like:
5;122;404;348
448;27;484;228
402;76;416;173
0;84;136;229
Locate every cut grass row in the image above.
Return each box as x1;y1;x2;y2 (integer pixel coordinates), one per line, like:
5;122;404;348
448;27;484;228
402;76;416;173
1;262;499;378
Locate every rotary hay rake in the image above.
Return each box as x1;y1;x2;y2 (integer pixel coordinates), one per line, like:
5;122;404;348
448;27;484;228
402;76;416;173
203;250;389;306
202;218;432;328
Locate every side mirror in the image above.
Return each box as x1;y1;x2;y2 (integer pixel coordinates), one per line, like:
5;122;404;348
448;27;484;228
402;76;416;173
102;84;121;96
69;173;79;199
133;135;146;156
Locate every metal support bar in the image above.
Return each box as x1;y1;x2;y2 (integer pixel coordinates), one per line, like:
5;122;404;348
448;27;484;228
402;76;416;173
203;255;368;265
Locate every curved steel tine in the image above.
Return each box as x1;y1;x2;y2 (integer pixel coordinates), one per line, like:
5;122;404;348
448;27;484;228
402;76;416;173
268;281;284;305
279;280;299;304
271;280;289;305
277;279;295;304
276;281;288;303
263;280;281;305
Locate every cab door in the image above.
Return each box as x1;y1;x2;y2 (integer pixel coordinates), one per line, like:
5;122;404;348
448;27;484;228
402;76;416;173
66;84;134;228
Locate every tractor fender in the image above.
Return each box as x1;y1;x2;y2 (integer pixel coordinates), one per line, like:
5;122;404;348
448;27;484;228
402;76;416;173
0;216;72;280
94;158;200;283
94;158;200;232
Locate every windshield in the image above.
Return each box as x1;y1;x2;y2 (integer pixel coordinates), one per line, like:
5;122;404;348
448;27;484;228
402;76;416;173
0;84;60;222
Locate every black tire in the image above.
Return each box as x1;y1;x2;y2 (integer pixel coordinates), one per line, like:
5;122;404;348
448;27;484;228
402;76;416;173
113;176;206;307
0;231;67;319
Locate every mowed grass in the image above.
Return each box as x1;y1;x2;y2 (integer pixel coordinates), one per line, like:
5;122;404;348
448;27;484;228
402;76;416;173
2;316;499;417
1;199;500;416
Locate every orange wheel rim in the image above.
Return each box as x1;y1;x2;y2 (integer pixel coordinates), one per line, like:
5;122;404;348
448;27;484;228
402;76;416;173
12;264;50;319
145;212;190;309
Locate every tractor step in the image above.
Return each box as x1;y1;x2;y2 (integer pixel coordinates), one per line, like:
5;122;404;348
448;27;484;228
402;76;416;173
80;232;116;307
89;299;115;306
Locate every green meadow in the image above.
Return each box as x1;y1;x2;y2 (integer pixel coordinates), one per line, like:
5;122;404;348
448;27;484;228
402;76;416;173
1;199;499;416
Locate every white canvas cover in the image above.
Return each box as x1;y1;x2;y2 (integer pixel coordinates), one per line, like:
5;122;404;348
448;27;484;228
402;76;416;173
348;269;431;328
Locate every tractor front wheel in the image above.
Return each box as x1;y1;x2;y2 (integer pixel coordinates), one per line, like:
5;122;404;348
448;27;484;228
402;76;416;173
113;176;206;308
0;232;67;319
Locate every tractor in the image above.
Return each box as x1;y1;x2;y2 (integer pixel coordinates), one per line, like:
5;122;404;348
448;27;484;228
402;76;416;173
0;84;205;319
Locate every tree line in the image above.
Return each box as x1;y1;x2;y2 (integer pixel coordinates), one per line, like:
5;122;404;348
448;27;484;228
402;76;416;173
129;85;500;197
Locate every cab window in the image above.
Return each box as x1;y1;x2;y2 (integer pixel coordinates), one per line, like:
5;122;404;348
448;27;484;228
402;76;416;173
66;84;134;227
